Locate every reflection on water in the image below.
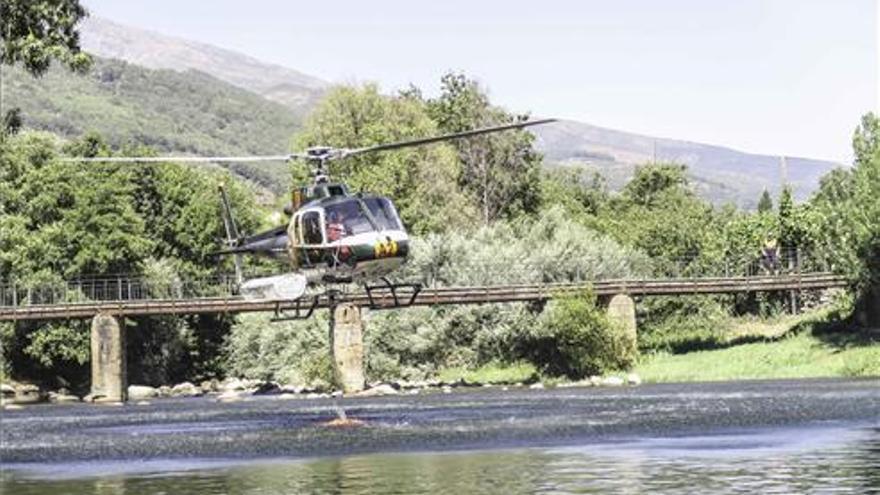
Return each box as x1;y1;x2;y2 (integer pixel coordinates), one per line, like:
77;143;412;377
5;426;880;495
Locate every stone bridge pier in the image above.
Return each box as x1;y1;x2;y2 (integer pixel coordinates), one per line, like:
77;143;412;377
90;313;127;403
330;303;366;394
599;293;638;346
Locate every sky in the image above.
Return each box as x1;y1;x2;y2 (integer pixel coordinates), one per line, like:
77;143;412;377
83;0;878;163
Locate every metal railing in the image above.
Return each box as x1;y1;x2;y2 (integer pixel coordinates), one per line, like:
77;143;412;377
0;248;838;309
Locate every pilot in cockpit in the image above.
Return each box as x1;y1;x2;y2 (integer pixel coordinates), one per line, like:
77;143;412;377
327;210;348;242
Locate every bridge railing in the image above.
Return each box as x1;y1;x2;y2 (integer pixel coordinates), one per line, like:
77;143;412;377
0;248;835;308
0;274;238;308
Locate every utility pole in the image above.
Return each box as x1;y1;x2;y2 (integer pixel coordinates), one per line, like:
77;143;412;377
779;155;788;189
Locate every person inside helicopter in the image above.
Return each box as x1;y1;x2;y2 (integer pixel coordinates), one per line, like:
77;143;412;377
326;210;349;242
323;198;403;239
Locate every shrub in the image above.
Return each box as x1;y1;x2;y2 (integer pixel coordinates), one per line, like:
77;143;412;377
638;295;731;353
526;290;637;378
224;312;333;388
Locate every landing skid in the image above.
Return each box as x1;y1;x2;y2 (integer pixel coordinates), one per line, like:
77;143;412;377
270;291;329;322
363;278;421;309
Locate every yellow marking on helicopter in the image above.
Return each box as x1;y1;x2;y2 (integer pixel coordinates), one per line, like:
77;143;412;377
374;239;399;258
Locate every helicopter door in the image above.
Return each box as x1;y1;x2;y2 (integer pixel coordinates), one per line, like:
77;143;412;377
299;209;326;267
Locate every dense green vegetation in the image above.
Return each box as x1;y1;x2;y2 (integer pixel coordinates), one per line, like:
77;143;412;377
227;209;646;385
3;57;303;193
0;131;263;388
635;299;880;382
1;67;878;390
1;0;92;77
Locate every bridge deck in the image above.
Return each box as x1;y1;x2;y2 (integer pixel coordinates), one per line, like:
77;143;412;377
0;273;847;321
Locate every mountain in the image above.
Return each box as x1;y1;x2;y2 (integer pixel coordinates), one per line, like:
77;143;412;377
533;120;841;208
79;17;327;115
3;57;298;194
18;17;841;208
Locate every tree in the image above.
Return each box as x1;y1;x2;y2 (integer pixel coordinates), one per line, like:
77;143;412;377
540;166;608;219
0;131;264;387
0;0;92;77
293;83;477;234
623;163;690;207
757;189;773;213
849;113;880;325
776;186;795;247
427;73;543;224
807;113;880;325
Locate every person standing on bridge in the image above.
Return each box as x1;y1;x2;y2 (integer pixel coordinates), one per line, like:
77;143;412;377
762;238;779;275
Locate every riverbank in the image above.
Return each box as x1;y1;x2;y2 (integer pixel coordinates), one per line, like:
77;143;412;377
634;308;880;383
3;306;877;407
635;329;880;383
433;306;880;386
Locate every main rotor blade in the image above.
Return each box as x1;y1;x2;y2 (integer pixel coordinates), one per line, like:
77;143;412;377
339;118;556;159
60;154;305;163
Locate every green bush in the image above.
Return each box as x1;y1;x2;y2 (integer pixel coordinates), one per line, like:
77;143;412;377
638;295;731;353
224;312;333;388
527;290;636;378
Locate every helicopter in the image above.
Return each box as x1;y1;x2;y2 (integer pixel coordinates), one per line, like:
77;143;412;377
66;118;556;306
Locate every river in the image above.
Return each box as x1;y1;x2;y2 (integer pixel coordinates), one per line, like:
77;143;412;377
2;378;879;494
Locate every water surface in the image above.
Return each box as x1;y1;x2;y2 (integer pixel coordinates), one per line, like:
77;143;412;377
2;378;879;494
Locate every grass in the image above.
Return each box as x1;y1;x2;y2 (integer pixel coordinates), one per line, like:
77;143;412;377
634;307;880;383
438;361;539;385
431;306;880;386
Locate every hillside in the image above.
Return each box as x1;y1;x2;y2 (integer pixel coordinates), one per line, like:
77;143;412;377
533;120;841;208
12;16;844;207
2;57;297;194
79;17;327;115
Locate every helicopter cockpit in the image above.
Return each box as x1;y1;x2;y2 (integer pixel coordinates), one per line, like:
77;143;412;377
293;196;404;247
323;197;403;240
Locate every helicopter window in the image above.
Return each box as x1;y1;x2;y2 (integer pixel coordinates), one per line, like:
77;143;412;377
364;198;403;231
302;211;324;245
325;200;374;239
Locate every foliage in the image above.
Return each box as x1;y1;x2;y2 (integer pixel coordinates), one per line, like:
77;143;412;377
224;312;333;388
427;72;543;224
0;130;263;387
637;295;732;353
806;113;880;324
757;189;773;213
0;0;92;77
2;57;302;192
527;290;636;378
293;83;477;234
225;209;648;383
540;166;608;220
623;163;689;207
635;304;880;382
590;163;723;273
437;361;538;385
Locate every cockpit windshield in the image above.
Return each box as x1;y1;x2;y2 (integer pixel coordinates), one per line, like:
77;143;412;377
364;197;403;231
323;198;403;241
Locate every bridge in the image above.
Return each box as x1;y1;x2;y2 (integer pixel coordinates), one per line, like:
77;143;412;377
0;251;850;402
0;273;848;322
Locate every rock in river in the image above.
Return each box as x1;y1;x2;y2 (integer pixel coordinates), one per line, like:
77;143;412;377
13;383;42;404
48;392;80;404
171;382;203;397
600;376;625;387
353;384;399;397
128;385;159;400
